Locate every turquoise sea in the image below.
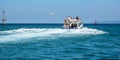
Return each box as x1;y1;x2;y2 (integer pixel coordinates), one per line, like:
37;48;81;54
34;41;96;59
0;24;120;60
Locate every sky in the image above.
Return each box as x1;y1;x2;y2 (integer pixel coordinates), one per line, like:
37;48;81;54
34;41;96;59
0;0;120;23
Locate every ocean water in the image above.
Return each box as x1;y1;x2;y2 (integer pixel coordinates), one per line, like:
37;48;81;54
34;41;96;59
0;24;120;60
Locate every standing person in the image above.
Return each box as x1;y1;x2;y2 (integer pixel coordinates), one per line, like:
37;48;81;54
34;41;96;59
76;16;82;28
64;16;70;28
76;16;80;21
67;16;72;20
63;16;67;28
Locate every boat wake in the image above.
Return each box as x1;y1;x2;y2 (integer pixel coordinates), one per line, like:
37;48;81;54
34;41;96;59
0;27;107;43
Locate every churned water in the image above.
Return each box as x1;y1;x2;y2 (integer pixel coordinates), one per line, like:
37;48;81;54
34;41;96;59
0;24;120;60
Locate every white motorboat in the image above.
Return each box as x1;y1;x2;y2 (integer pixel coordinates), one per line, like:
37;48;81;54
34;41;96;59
63;18;83;29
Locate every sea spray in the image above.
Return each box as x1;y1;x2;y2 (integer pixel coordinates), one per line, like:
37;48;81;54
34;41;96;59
0;27;107;43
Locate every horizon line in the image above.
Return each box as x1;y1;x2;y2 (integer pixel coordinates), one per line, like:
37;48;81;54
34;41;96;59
0;23;120;24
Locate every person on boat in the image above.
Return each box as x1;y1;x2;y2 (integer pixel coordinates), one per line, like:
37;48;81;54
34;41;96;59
72;16;81;29
76;16;83;28
63;16;70;28
64;19;68;28
67;16;72;20
64;16;71;24
71;16;80;28
76;16;80;21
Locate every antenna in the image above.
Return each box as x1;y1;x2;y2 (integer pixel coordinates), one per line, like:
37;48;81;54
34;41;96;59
2;10;6;25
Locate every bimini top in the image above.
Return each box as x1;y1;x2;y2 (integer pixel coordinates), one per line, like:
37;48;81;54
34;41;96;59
63;17;83;29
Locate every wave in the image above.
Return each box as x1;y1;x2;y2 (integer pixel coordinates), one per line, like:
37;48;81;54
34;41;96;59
0;27;107;43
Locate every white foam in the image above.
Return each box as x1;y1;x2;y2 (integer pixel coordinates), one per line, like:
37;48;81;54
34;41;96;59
0;27;107;43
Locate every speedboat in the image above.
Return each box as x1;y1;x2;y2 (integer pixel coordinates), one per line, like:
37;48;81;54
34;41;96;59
63;18;83;29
